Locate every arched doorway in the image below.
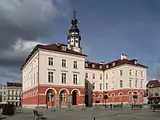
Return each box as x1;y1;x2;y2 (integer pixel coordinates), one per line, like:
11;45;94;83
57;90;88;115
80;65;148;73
60;90;67;108
72;91;77;105
119;93;123;102
111;93;115;102
46;89;55;108
99;95;103;103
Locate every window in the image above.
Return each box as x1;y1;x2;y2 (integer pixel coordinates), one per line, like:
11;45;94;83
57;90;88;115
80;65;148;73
120;70;122;76
99;65;102;69
112;62;115;66
129;80;132;88
12;90;14;95
106;65;109;68
100;84;102;90
48;57;53;65
140;81;143;88
85;63;88;67
73;74;78;84
92;64;95;68
48;72;53;82
93;74;95;79
106;83;108;90
8;90;10;95
135;70;138;76
4;91;5;95
85;73;88;78
120;80;123;88
73;61;78;69
100;74;102;80
93;83;95;90
106;74;108;80
129;70;132;76
135;79;138;88
62;59;66;67
62;73;66;84
141;71;143;77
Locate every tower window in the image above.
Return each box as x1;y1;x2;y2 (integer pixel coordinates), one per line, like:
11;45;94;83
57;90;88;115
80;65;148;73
48;57;53;66
62;59;67;67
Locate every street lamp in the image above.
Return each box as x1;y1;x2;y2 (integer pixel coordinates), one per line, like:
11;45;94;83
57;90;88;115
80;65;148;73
103;92;108;108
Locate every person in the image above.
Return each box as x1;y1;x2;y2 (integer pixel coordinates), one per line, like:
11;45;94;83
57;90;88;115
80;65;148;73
110;104;112;110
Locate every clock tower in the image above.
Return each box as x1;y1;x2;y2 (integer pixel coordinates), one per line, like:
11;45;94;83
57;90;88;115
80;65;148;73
67;11;82;53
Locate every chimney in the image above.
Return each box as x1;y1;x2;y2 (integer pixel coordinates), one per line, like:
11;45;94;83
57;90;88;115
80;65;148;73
121;54;127;60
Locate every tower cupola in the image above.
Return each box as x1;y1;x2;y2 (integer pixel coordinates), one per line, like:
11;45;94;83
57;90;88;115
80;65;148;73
67;11;82;53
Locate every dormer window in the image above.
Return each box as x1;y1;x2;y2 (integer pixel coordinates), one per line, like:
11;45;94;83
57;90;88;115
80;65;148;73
134;60;137;64
85;63;88;67
61;45;67;51
112;62;115;66
106;65;109;68
99;65;102;69
92;64;95;68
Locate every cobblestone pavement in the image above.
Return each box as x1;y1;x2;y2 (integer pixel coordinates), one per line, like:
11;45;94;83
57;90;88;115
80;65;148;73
1;106;160;120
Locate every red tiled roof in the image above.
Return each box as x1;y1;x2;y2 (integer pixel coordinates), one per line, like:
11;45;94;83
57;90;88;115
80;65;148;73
21;43;87;70
147;80;160;88
85;58;148;70
7;82;22;87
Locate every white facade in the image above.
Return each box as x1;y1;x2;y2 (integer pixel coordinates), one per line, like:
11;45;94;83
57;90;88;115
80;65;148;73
22;51;38;91
85;63;147;92
39;49;85;87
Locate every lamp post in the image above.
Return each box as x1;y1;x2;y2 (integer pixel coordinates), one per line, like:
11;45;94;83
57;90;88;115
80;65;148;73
133;92;138;105
103;91;108;108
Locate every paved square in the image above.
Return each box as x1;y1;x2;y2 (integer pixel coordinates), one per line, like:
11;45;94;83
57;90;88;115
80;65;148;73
1;106;160;120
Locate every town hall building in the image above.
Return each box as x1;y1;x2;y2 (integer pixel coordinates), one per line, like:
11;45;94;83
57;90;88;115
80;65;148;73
21;13;147;108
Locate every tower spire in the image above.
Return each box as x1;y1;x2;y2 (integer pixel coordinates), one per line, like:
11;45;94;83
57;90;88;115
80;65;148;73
73;10;76;19
67;11;82;53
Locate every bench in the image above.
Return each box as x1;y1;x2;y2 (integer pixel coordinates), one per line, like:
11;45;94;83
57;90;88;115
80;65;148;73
151;104;160;111
33;109;43;119
131;104;142;110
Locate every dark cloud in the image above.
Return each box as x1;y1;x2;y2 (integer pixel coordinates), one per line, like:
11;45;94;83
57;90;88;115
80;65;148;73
0;0;70;83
